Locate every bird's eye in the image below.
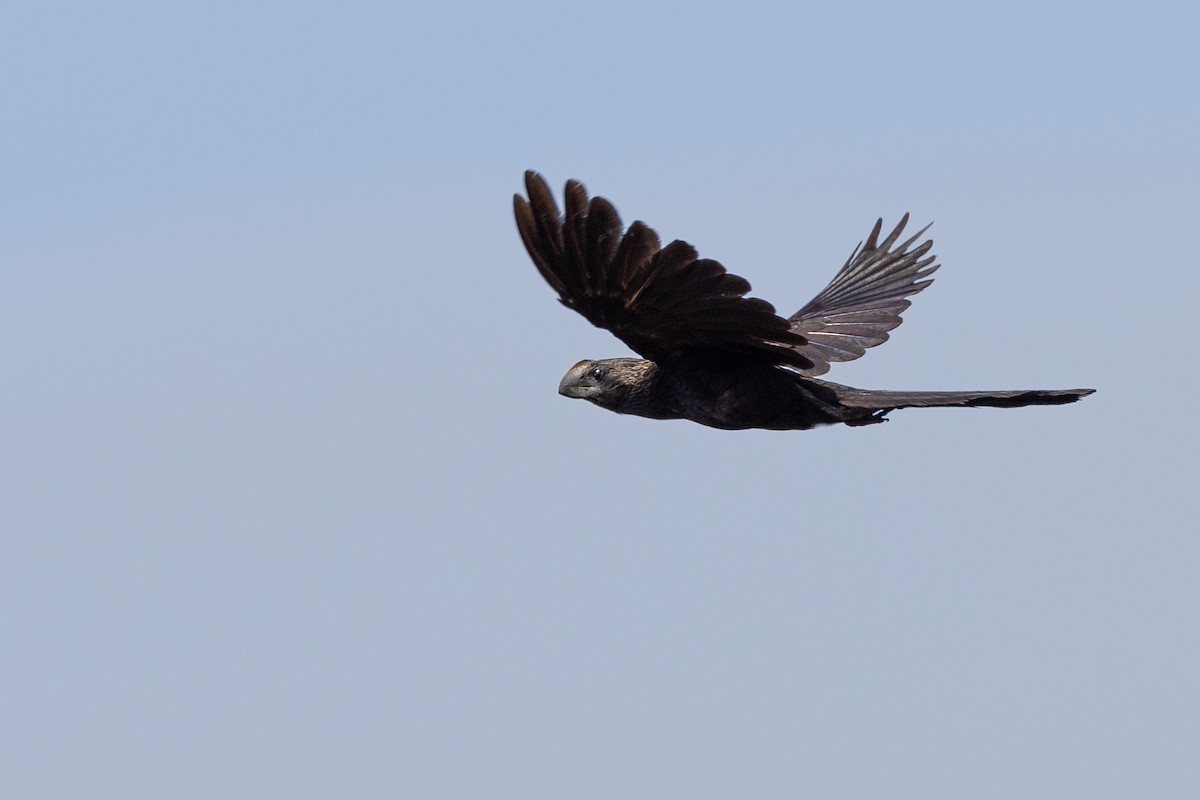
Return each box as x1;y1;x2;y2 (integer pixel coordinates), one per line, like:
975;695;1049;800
590;366;605;380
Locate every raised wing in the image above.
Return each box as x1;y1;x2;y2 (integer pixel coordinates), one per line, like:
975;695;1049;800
514;171;812;369
788;214;938;376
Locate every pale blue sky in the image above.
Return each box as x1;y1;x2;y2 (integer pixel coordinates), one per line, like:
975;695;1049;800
3;2;1198;798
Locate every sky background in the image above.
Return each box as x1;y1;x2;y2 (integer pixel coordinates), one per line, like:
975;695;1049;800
2;2;1198;798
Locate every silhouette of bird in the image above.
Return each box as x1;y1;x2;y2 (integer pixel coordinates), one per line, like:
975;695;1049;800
514;171;1093;430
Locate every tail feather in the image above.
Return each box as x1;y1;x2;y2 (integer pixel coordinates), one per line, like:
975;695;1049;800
834;386;1095;410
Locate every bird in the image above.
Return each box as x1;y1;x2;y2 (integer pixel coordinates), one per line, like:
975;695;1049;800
513;171;1093;431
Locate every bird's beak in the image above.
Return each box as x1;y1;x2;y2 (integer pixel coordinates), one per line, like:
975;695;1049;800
558;360;593;399
558;373;583;398
561;362;600;398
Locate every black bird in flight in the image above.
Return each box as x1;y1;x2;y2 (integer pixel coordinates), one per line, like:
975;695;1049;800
514;171;1093;431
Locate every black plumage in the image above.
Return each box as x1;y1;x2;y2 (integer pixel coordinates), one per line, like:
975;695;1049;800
514;171;1093;431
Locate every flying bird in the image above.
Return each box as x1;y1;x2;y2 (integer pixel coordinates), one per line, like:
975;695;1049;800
513;171;1093;431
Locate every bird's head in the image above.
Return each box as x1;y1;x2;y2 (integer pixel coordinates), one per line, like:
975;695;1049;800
558;358;652;410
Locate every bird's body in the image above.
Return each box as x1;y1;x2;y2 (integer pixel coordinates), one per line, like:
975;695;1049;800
514;171;1093;431
559;357;845;430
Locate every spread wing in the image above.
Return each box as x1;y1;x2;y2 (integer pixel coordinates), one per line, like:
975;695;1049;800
788;214;938;376
514;171;812;369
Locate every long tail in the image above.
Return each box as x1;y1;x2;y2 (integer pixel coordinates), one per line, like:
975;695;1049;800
802;379;1094;426
835;386;1095;410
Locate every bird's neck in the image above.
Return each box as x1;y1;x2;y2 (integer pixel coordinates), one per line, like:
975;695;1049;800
608;361;682;420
